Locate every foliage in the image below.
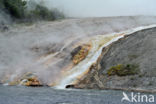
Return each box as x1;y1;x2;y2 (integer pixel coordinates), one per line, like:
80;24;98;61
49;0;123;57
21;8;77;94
0;0;64;21
0;0;27;18
28;5;64;21
107;64;139;76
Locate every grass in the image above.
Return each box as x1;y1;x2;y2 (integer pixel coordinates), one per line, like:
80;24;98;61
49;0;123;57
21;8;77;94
107;64;140;76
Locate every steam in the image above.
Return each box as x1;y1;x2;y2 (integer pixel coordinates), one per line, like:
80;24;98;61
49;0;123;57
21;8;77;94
0;20;87;84
0;10;12;30
0;0;156;86
39;0;156;17
1;16;156;85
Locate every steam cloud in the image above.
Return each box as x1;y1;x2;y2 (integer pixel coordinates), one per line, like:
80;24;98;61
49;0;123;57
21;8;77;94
0;0;156;86
1;16;156;85
42;0;156;17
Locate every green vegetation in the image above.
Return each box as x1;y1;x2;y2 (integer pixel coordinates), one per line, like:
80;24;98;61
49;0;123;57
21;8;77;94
0;0;27;18
0;0;64;22
28;5;64;21
107;64;139;76
0;0;4;8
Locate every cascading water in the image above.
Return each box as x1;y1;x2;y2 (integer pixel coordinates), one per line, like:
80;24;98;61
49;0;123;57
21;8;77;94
1;17;156;89
55;24;156;89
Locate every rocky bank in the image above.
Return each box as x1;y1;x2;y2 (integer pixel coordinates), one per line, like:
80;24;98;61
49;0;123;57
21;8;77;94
75;27;156;93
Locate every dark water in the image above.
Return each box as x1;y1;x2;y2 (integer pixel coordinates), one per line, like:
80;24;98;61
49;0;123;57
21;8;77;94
0;85;155;104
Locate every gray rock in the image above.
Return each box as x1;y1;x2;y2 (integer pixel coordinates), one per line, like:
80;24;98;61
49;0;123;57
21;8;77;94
77;27;156;92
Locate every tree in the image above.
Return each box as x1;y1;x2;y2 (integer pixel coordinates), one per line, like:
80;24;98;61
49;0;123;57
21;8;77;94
3;0;27;18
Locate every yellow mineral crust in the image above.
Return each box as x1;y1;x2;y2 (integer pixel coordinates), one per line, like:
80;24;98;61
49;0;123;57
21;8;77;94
72;44;91;65
7;72;42;86
22;77;41;86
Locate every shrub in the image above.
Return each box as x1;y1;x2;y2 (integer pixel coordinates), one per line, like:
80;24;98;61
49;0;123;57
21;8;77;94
0;0;4;9
0;0;64;22
107;64;139;76
28;4;63;21
3;0;27;18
